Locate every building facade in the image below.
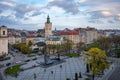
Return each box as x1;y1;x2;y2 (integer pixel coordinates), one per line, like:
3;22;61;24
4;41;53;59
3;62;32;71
45;15;52;37
79;27;98;44
8;33;22;44
0;26;8;56
45;36;63;45
60;28;81;46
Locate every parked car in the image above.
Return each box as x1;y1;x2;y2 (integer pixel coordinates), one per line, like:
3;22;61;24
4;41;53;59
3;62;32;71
25;59;30;62
6;63;11;66
32;57;37;60
16;61;22;64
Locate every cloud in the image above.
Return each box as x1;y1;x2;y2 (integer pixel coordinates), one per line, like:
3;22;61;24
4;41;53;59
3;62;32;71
0;1;15;7
82;0;120;24
50;6;65;14
88;10;108;19
0;15;18;25
31;11;45;17
108;20;114;23
0;0;15;12
14;4;37;18
47;0;79;14
88;20;104;24
78;0;120;6
0;15;39;30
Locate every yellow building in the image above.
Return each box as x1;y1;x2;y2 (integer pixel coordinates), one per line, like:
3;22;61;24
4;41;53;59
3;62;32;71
26;37;37;45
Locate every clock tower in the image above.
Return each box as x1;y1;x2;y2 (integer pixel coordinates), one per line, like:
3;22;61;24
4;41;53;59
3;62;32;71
45;15;52;37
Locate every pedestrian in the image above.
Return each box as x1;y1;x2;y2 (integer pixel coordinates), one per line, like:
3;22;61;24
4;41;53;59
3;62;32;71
44;69;46;72
51;71;53;74
60;65;62;68
34;73;36;79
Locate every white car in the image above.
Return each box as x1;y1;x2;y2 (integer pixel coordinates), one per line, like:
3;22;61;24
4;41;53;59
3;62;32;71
16;61;22;64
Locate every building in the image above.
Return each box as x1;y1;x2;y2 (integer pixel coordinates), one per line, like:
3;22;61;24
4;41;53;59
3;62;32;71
0;26;8;56
45;36;63;45
8;33;21;44
33;37;45;44
37;29;45;37
60;28;81;46
79;27;98;44
26;37;37;45
45;15;52;37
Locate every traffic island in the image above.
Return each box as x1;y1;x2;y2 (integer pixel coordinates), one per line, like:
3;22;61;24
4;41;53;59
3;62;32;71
4;64;22;77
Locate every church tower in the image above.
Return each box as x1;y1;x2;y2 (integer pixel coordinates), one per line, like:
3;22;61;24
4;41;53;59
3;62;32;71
45;15;52;37
0;26;8;56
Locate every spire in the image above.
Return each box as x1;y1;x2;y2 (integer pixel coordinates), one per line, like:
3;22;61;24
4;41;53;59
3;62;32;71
47;15;50;23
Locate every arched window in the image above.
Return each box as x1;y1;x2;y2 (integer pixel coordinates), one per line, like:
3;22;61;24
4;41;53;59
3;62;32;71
3;31;5;35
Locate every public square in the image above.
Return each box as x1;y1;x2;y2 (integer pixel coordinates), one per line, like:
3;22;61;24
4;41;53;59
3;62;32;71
0;54;115;80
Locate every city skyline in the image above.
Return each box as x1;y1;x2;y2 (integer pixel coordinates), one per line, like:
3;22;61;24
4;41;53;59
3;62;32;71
0;0;120;30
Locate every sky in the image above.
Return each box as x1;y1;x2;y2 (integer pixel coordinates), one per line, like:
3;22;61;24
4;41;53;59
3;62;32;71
0;0;120;30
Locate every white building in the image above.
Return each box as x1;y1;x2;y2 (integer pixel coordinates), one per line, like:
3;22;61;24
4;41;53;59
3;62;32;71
79;27;98;44
45;36;63;45
8;33;21;44
0;26;8;56
33;37;45;44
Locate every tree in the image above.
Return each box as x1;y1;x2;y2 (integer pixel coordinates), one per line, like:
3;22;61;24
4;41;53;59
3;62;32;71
87;42;100;50
82;48;109;80
20;45;32;54
94;37;111;53
47;44;51;54
76;42;85;52
56;44;61;53
12;43;32;54
28;40;33;47
64;40;73;53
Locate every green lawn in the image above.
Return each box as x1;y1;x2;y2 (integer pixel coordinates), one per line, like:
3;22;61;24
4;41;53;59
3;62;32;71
62;53;80;57
0;57;10;61
5;64;21;76
112;49;120;58
4;57;11;60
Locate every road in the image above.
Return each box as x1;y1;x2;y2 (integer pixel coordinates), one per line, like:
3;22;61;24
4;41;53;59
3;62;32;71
108;58;120;80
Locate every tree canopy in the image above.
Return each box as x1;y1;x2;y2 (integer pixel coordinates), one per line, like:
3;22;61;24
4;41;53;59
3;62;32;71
83;48;109;77
12;43;32;54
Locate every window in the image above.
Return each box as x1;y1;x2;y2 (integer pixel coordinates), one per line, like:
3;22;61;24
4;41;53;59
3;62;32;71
3;31;5;35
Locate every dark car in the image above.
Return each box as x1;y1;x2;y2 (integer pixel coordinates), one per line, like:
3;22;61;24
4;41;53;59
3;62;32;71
6;63;11;66
32;57;37;60
25;59;30;62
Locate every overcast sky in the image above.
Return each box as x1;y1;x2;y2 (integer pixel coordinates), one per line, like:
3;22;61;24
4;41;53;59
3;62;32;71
0;0;120;30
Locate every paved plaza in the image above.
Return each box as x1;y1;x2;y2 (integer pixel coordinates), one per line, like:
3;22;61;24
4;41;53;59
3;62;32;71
4;57;87;80
0;55;116;80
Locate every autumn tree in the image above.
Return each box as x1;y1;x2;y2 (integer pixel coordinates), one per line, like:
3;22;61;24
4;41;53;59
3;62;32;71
64;40;73;53
12;43;32;54
28;40;33;47
110;35;120;57
76;42;85;53
94;37;111;53
83;48;109;80
20;45;32;54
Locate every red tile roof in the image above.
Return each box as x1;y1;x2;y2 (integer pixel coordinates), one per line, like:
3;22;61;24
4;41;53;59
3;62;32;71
60;28;79;35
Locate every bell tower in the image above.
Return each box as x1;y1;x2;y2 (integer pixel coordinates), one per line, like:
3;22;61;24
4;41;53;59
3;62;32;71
0;26;8;56
45;15;52;37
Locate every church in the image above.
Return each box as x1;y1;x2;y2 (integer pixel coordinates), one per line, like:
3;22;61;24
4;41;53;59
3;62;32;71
45;15;52;37
0;26;8;56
